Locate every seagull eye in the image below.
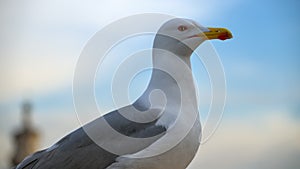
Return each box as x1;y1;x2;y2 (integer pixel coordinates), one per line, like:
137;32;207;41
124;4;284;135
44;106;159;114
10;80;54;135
178;25;188;31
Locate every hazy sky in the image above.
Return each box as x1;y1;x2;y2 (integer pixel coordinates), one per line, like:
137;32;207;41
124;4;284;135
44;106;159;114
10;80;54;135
0;0;299;168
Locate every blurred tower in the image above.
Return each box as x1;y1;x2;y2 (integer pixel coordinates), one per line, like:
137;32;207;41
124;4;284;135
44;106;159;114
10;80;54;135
11;101;40;166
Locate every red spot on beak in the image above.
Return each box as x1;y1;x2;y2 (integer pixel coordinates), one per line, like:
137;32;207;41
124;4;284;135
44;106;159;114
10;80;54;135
218;32;232;41
218;33;229;40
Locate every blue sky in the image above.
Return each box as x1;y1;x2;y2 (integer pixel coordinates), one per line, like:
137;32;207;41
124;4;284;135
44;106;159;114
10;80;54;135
0;0;299;168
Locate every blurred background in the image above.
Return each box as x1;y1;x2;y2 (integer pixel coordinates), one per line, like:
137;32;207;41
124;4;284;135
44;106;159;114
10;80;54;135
0;0;299;168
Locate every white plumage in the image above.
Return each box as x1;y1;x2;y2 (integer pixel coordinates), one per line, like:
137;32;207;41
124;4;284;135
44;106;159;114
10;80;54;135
16;18;232;169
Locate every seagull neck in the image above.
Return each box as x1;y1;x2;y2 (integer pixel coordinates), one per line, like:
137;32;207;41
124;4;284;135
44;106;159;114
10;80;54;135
148;56;195;95
134;50;198;124
137;51;199;126
150;49;193;86
152;50;192;69
146;50;197;106
135;36;198;111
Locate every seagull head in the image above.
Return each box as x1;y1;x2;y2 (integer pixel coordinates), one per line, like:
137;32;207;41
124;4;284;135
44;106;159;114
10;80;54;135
153;18;232;57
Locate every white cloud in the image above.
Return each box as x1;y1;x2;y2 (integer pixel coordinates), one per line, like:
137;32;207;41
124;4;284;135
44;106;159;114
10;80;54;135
20;0;239;26
187;111;300;169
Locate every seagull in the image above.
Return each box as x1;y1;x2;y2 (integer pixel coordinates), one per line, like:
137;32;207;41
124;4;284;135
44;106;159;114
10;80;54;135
16;18;232;169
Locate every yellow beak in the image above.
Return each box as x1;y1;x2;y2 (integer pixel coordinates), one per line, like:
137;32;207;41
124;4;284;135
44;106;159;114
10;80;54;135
201;27;233;41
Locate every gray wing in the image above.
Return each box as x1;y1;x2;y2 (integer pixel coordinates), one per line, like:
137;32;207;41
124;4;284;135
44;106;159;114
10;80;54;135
16;105;166;169
16;127;118;169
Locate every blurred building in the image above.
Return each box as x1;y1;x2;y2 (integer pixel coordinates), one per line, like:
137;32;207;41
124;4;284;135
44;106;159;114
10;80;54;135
11;101;40;167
